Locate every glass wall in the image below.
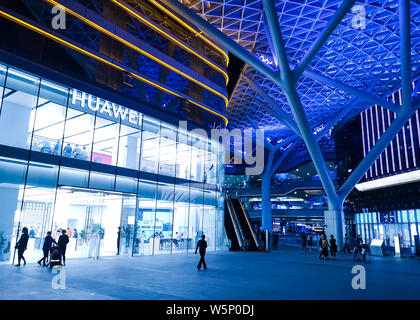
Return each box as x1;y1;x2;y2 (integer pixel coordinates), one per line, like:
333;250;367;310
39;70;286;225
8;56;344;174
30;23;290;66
355;209;420;248
0;63;226;264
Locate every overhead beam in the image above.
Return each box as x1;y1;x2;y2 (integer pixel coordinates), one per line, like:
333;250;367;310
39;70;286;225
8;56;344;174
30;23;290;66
262;14;279;68
293;0;356;80
243;75;300;135
303;70;402;114
261;0;291;80
247;115;275;152
270;140;298;176
314;97;363;140
400;0;412;109
273;135;297;151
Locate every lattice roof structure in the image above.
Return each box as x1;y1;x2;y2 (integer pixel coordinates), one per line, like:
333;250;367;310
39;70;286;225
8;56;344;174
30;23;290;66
183;0;420;162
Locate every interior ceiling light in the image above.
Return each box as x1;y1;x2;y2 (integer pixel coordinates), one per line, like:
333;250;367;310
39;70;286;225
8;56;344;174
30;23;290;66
355;169;420;192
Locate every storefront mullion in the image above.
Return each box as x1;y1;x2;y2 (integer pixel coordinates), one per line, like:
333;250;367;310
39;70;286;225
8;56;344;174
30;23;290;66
131;114;144;256
407;210;413;247
152;121;162;255
113;118;123;191
416;210;420;245
87;111;98;188
169;126;179;254
186;130;193;253
46;86;71;240
0;65;8;116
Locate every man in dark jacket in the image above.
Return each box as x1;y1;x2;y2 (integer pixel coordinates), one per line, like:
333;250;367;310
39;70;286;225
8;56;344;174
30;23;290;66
58;229;70;266
37;231;57;266
195;234;207;270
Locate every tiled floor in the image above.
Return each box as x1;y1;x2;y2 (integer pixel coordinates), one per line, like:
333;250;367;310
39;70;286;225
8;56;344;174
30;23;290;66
1;246;419;300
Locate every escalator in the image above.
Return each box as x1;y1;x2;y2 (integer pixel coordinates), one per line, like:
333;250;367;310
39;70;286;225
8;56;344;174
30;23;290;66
224;201;241;250
225;196;260;250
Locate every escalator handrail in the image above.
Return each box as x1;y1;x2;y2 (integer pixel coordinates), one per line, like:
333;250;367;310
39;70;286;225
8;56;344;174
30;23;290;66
237;198;260;249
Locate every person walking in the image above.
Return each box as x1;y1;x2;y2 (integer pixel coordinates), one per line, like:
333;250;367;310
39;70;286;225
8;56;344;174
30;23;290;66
117;227;121;255
15;227;29;266
57;229;69;266
301;233;307;253
37;231;57;266
307;234;313;252
195;234;207;270
362;242;371;263
329;235;337;260
273;232;279;250
353;235;363;262
342;233;350;254
319;234;329;260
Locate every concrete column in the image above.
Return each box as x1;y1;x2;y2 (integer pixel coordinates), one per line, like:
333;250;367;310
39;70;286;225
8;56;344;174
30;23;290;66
324;198;345;249
261;175;272;232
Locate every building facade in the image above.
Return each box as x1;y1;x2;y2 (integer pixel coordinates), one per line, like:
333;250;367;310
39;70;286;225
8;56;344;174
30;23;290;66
343;82;420;249
0;0;229;263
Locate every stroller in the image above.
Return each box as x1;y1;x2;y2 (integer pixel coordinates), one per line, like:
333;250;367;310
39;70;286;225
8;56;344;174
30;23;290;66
48;244;62;269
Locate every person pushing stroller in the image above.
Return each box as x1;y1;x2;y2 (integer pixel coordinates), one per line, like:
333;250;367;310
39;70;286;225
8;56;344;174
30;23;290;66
37;231;57;267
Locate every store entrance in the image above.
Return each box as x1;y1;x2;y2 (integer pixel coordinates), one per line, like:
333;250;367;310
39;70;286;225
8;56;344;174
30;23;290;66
11;186;136;264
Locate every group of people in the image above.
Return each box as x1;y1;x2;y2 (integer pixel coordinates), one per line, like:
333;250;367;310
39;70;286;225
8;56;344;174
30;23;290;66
301;232;337;259
37;138;89;161
342;234;371;263
38;229;69;267
14;227;70;267
317;234;338;260
301;233;314;253
300;232;371;262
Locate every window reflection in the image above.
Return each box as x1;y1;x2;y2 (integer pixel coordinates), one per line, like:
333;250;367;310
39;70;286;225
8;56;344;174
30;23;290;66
62;108;94;160
158;124;177;177
118;123;142;170
92;117;119;165
31;81;68;155
0;68;39;150
141;117;160;173
176;129;191;179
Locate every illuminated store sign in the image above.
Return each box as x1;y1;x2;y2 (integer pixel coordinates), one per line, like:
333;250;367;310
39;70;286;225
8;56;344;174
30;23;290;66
70;89;142;127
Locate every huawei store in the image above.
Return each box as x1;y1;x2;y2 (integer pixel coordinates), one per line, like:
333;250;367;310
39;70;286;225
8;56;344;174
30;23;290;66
0;63;226;264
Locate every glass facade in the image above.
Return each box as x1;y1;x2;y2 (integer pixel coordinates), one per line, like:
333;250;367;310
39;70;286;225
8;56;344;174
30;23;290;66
0;63;226;264
355;210;420;248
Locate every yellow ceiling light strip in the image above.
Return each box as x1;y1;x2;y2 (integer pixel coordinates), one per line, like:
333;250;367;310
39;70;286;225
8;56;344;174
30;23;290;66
0;9;228;126
111;0;229;85
147;0;229;66
44;0;228;108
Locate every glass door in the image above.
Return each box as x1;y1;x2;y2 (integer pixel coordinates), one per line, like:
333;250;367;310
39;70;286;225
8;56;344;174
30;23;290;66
11;187;55;264
119;196;136;255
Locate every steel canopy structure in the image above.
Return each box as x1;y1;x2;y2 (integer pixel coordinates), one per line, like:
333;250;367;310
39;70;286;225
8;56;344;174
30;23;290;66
163;0;420;247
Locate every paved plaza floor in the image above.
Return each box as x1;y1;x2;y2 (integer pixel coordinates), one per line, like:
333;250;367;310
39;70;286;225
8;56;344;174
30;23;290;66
0;246;419;300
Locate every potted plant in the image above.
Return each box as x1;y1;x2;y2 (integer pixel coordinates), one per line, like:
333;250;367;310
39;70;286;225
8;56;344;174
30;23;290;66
0;231;11;261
